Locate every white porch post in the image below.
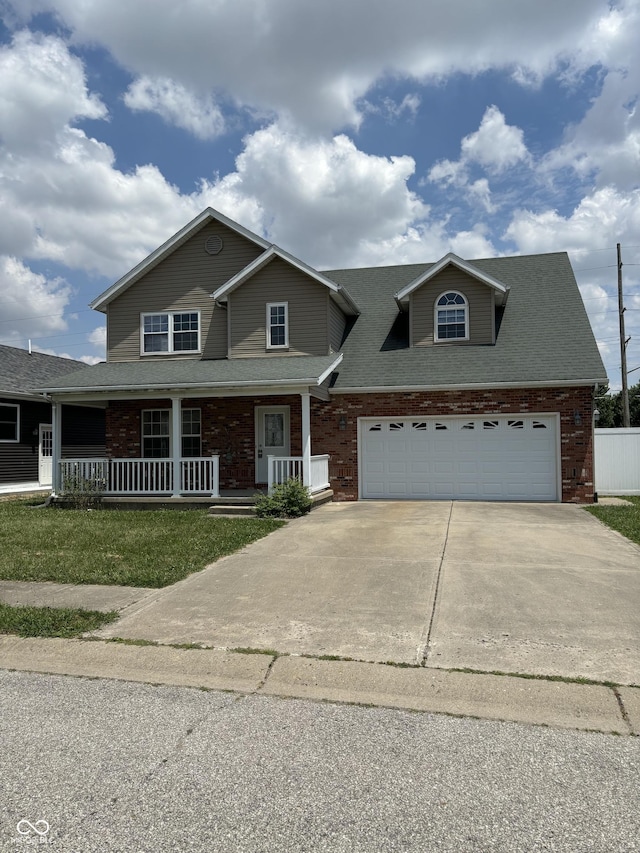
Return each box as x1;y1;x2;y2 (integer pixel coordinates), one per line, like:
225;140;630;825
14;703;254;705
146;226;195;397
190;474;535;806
171;396;181;497
301;392;311;491
51;400;62;496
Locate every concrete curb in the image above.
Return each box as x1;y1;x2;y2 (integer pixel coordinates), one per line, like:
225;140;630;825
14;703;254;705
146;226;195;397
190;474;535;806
1;636;638;735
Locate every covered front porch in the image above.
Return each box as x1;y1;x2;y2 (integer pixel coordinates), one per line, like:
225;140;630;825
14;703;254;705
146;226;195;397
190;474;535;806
57;453;331;498
51;391;331;499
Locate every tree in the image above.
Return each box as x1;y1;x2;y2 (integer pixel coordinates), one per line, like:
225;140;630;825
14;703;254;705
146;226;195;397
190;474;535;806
596;382;640;427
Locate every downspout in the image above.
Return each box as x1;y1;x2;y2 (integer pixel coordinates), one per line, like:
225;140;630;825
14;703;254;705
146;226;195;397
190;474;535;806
51;398;62;497
301;392;312;492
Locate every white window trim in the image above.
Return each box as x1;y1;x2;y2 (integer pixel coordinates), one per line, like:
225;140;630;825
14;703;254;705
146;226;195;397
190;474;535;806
434;290;469;342
266;302;289;350
140;310;201;356
0;402;19;442
141;408;203;458
181;407;202;457
141;408;170;458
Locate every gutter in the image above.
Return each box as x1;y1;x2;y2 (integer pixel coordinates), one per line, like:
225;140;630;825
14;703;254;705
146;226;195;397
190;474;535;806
330;378;609;394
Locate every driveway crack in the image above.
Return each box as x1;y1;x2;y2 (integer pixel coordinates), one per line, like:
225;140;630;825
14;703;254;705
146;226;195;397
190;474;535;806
420;501;453;666
255;654;279;692
611;686;634;734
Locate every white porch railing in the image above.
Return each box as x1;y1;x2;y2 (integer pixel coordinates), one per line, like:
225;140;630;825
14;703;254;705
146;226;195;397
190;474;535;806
268;454;330;495
59;457;220;497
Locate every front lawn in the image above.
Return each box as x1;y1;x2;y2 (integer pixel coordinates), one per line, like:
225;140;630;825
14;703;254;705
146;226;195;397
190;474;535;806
0;602;118;637
585;496;640;547
0;501;284;587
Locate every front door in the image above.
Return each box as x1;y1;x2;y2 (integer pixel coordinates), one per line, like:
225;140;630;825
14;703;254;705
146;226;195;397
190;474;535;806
255;407;290;483
39;424;53;486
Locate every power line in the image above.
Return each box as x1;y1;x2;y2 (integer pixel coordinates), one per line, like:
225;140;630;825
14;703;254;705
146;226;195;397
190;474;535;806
0;308;95;325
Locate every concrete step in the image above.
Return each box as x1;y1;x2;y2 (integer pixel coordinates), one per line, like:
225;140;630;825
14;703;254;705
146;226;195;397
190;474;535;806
209;504;257;517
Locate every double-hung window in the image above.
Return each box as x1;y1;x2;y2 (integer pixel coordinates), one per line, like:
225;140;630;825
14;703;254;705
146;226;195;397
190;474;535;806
142;410;170;458
0;403;19;441
181;409;201;457
142;409;202;458
141;311;200;354
266;303;288;349
435;292;468;341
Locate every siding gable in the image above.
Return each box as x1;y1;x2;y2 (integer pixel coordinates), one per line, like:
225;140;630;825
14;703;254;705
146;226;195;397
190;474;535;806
107;220;264;362
329;300;347;352
411;266;495;347
228;257;330;358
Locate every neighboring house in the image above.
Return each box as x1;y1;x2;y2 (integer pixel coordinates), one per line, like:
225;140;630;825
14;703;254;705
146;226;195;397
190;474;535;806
40;208;607;503
0;344;105;491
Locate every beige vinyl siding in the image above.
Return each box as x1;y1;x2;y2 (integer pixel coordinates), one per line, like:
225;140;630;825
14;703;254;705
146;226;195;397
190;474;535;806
106;221;263;362
229;257;330;357
329;300;347;352
411;266;495;347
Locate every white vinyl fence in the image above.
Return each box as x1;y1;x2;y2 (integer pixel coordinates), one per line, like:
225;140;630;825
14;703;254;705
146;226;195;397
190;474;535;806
595;428;640;495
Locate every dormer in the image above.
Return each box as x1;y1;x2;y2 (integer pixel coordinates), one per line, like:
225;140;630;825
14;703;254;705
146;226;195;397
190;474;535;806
394;253;510;347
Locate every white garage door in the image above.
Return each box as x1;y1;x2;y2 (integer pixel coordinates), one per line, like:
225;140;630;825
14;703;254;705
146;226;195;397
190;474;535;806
360;415;558;501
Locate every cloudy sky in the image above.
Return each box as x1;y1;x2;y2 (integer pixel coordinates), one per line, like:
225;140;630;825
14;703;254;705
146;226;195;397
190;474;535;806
1;0;639;388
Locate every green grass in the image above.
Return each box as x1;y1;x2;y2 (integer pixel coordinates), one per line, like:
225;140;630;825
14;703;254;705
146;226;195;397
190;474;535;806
586;495;640;547
0;602;118;638
0;500;284;587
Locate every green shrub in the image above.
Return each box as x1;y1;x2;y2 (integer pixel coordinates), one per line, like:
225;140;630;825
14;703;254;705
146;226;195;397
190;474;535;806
255;478;312;518
61;473;104;510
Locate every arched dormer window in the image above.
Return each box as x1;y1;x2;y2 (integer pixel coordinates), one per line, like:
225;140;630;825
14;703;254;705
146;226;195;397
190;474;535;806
435;291;468;341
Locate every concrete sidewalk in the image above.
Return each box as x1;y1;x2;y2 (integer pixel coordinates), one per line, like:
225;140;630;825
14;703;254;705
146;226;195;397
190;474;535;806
0;635;638;736
0;580;153;612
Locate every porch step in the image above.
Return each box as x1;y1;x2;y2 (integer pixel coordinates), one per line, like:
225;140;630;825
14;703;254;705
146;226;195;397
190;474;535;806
207;488;333;517
208;504;257;517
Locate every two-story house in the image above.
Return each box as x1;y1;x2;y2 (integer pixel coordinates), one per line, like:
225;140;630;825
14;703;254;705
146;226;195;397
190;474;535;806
41;207;607;503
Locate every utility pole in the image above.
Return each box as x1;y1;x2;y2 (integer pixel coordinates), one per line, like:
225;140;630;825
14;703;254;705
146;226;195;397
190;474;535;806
618;243;631;427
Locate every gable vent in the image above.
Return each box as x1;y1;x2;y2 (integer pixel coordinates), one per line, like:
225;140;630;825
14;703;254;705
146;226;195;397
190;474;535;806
205;235;224;255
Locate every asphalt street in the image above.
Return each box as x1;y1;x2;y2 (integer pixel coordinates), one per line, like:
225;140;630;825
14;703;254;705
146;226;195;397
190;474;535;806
2;670;639;853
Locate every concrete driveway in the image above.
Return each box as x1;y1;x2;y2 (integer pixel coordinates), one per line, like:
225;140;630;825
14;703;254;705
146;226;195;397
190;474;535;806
99;501;640;685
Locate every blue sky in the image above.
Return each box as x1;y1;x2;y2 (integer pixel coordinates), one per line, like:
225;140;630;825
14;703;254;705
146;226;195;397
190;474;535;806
0;0;639;389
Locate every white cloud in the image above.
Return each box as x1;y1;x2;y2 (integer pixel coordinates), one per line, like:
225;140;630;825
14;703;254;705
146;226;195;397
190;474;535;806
428;106;530;212
205;124;431;267
504;186;640;256
87;326;106;348
460;105;531;173
537;2;640;193
2;0;615;132
0;256;71;347
0;29;106;150
362;93;421;122
124;76;225;140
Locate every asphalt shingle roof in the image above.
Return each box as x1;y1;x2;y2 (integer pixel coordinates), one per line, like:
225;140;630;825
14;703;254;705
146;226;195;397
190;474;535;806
37;354;341;392
0;344;92;397
34;251;606;396
324;252;607;389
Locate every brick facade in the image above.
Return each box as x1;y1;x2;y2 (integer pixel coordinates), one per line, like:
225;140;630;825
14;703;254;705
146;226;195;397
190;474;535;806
105;395;302;490
105;385;596;503
310;386;596;503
